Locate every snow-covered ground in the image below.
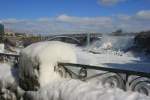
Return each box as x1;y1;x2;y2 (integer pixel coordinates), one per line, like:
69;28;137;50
76;47;140;66
0;35;150;100
24;79;150;100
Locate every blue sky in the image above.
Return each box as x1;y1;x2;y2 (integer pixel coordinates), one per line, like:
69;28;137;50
0;0;150;34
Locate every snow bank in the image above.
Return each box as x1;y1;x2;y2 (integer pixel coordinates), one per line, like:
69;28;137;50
19;41;77;90
23;79;150;100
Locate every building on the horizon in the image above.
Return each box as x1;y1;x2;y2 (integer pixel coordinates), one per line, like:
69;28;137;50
0;24;4;43
5;31;16;37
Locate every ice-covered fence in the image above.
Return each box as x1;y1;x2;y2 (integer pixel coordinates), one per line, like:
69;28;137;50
0;52;19;62
58;62;150;96
19;41;77;91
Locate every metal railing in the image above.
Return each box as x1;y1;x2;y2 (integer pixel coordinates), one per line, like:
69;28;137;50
58;62;150;96
0;52;20;62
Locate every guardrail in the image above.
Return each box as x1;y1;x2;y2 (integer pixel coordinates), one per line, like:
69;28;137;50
58;62;150;96
0;52;20;62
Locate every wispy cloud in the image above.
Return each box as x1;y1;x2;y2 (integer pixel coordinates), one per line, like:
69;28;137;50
136;10;150;20
116;10;150;32
0;10;150;34
0;15;114;34
98;0;126;6
56;14;112;26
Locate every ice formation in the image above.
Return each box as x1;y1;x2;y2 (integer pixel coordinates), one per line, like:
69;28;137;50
0;39;150;100
0;63;19;100
23;79;150;100
19;41;77;90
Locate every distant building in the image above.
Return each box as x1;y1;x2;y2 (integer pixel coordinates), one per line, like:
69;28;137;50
0;24;4;43
15;32;26;37
5;31;16;37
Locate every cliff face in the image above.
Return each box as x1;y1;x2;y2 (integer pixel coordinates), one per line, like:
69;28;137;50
135;31;150;53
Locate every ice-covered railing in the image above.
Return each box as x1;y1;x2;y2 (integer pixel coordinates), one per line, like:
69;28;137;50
0;52;20;63
58;62;150;96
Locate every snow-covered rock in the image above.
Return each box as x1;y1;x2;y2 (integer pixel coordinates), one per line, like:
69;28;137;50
19;41;77;90
23;79;150;100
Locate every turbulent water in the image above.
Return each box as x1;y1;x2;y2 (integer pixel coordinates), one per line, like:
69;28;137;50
89;35;134;53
